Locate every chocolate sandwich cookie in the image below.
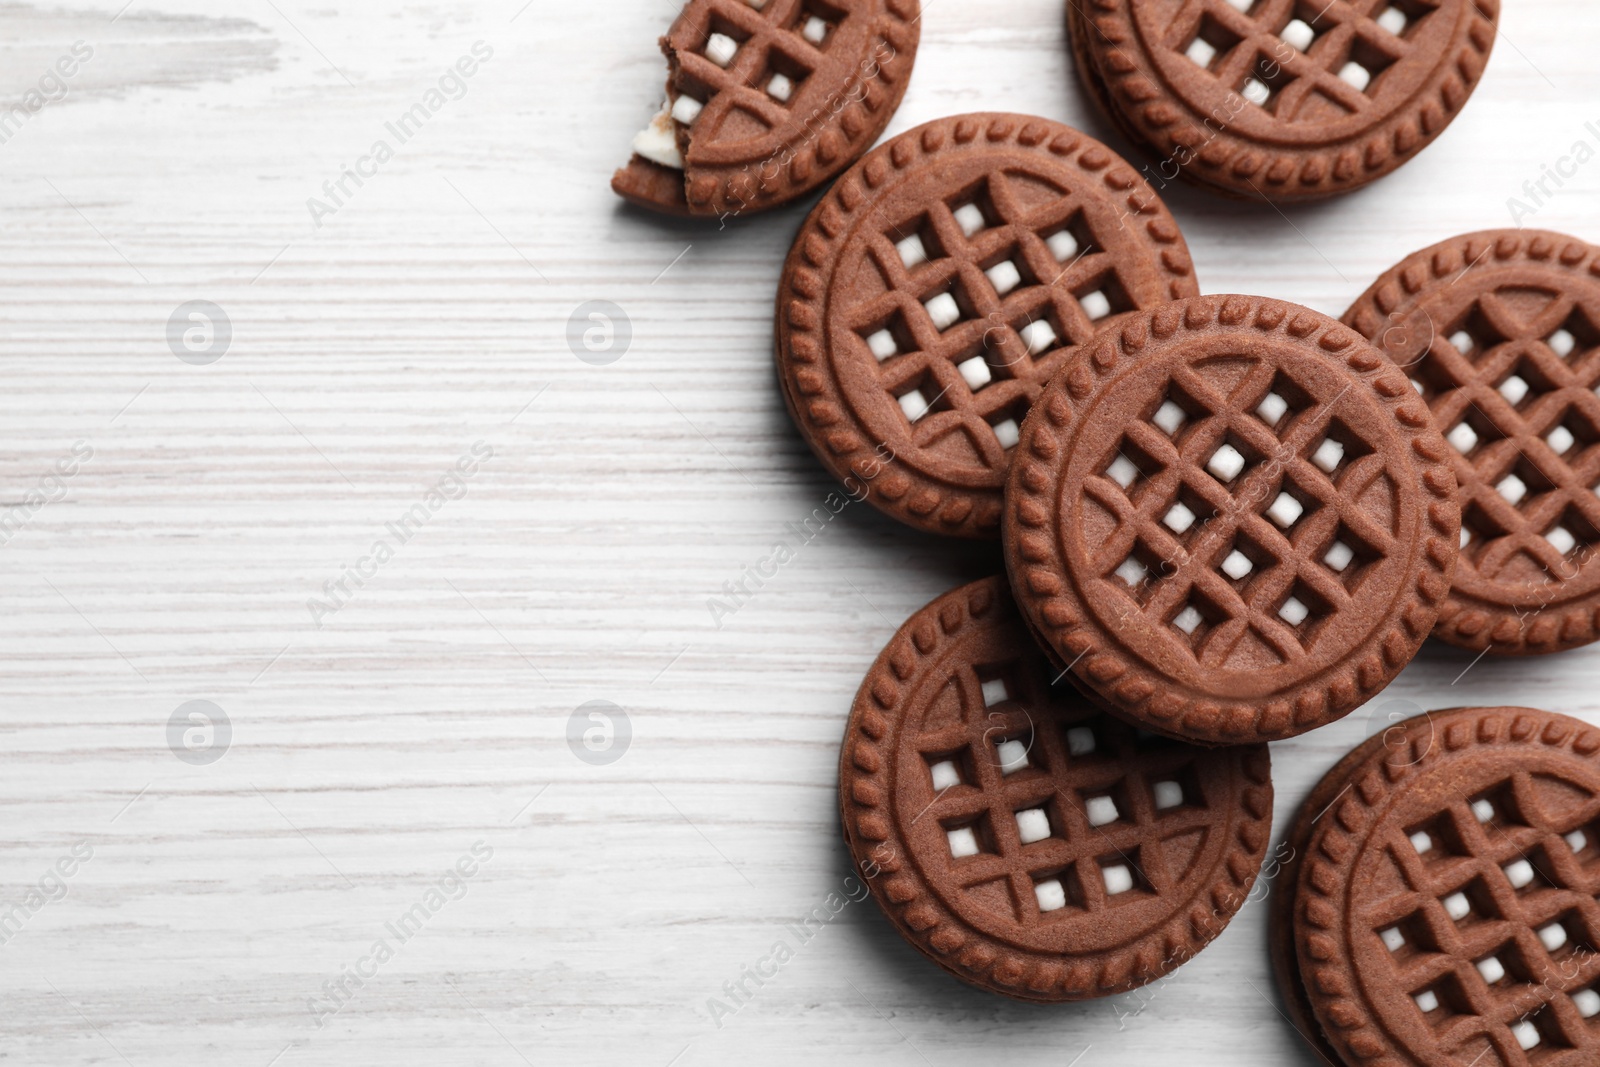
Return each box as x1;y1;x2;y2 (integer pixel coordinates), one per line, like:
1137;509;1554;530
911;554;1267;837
840;576;1272;1001
1004;295;1459;745
777;113;1199;539
1269;711;1440;1065
1277;706;1600;1066
612;0;919;217
1345;230;1600;656
1067;0;1498;201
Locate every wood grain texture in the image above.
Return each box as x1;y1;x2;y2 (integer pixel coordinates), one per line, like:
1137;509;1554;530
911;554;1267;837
0;0;1596;1063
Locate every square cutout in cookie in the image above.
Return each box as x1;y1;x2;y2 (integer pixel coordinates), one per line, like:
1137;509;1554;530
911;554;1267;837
1065;724;1098;757
1550;305;1600;361
989;412;1022;451
1031;867;1084;914
1073;273;1131;328
1018;316;1059;356
946;824;981;858
1510;1007;1569;1055
1445;420;1480;454
1318;524;1380;591
1280;16;1320;53
859;309;916;363
1561;820;1600;866
1502;857;1538;892
1150;775;1190;811
1338;37;1399;97
788;0;846;47
984;258;1025;297
980;677;1010;707
1161;485;1219;541
1080;789;1124;828
1253;372;1314;433
1473;941;1533;989
1040;212;1097;265
1274;580;1330;641
1266;489;1306;530
1151;382;1209;440
1544;507;1600;567
1376;913;1435;962
1437;876;1498;929
1536;910;1594;959
1014;806;1054;844
922;289;967;333
896;387;933;423
1309;418;1372;480
895;371;953;424
1183;11;1243;72
1104;437;1161;497
1237;53;1297;114
1112;545;1156;593
942;812;995;858
758;45;816;106
1499;457;1557;512
1545;408;1599;459
992;731;1035;776
703;31;741;69
887;213;945;272
1405;813;1463;861
1409;973;1473;1031
1409;348;1465;400
1445;304;1507;363
1169;587;1228;649
1375;5;1409;37
927;756;964;792
1095;850;1149;899
1467;783;1526;829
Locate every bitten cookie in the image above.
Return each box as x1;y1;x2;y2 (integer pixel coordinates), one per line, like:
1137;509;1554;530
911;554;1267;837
612;0;919;217
1276;706;1600;1066
1345;230;1600;655
777;113;1199;539
1066;0;1498;201
840;576;1272;1001
1003;295;1459;745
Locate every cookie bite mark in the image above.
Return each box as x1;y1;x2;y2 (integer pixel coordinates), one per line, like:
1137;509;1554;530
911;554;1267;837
611;45;697;215
612;0;922;218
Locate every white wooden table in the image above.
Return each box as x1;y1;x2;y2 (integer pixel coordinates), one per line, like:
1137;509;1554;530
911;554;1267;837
2;0;1597;1062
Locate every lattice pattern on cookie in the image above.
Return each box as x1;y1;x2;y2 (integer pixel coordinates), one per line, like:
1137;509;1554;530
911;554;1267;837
1086;358;1399;668
1360;771;1600;1062
1415;291;1600;586
912;664;1212;925
670;0;858;141
1174;0;1433;123
845;174;1133;462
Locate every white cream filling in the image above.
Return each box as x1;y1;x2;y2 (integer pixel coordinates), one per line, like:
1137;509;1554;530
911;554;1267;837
631;100;685;169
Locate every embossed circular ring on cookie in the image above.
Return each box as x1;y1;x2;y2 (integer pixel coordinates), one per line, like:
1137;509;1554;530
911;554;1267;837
777;113;1199;539
612;0;919;216
1004;295;1460;745
1276;706;1600;1065
840;576;1272;1000
1345;230;1600;656
1067;0;1499;201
